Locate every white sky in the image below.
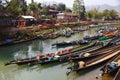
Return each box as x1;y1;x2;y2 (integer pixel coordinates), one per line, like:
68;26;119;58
26;0;120;7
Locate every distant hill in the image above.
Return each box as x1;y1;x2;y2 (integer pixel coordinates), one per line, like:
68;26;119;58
85;4;120;11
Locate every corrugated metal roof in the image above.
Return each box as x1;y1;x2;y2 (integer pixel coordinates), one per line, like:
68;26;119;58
21;16;35;19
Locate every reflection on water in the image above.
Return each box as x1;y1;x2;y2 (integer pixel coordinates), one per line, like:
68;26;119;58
0;28;113;80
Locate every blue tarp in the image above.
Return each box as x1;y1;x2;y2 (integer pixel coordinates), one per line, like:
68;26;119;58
5;39;12;43
99;36;107;41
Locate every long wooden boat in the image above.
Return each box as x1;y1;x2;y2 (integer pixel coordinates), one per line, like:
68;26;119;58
67;48;120;72
40;31;60;39
29;45;103;66
71;26;87;32
109;36;120;45
100;54;120;76
30;40;115;66
4;43;95;66
60;37;120;61
83;30;118;41
83;35;99;40
52;40;89;47
0;36;37;46
113;68;120;80
69;45;120;62
4;37;119;66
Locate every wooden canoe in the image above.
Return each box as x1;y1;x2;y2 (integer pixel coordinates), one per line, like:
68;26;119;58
4;43;95;66
33;42;117;66
69;45;120;62
29;45;104;66
68;48;120;72
113;68;120;80
100;54;120;76
61;37;120;62
52;40;89;47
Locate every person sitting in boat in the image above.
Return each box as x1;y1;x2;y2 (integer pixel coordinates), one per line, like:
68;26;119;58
46;53;53;61
106;61;118;71
36;54;42;62
54;55;60;60
78;61;85;68
83;53;91;57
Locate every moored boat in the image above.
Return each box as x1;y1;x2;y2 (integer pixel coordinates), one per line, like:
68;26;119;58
100;54;120;76
0;36;37;46
4;43;95;66
113;68;120;80
69;45;120;62
67;48;120;72
52;40;89;47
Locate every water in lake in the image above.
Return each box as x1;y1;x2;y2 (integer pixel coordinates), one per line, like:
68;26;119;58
0;28;113;80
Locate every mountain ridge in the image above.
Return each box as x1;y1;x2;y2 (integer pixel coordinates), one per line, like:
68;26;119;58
85;4;120;11
41;1;120;12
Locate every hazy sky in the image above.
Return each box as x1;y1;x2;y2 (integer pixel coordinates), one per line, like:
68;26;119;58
26;0;120;7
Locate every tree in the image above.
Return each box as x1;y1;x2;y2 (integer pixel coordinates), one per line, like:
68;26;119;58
0;0;3;10
109;10;117;19
85;8;103;19
42;5;49;15
7;0;22;16
85;9;118;20
28;2;42;19
0;0;9;10
22;1;27;15
72;0;86;20
65;8;72;12
28;2;38;11
38;3;42;10
57;3;66;11
102;9;110;19
80;6;86;20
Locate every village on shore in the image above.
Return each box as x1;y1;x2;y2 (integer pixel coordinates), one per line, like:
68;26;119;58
0;0;120;80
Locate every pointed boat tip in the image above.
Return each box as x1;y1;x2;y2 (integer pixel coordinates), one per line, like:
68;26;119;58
4;62;10;66
66;71;70;76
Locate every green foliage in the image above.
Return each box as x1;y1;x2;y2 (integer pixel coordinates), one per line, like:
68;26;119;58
65;8;72;12
57;3;66;11
72;0;79;15
102;9;117;18
22;1;27;15
42;5;49;15
85;8;118;20
102;9;110;19
28;2;38;11
72;0;86;20
38;3;42;9
0;0;3;10
27;2;42;18
7;0;22;16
